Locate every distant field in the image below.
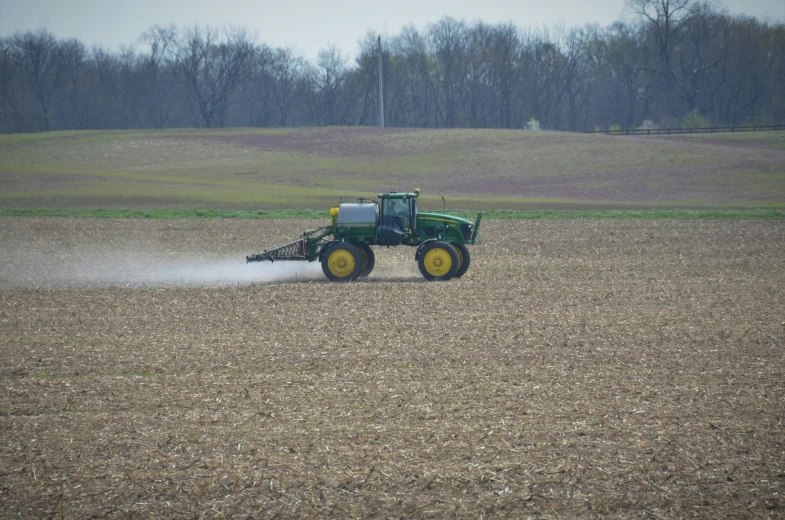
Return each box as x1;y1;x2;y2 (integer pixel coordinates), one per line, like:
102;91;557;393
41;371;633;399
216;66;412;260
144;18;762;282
1;127;784;212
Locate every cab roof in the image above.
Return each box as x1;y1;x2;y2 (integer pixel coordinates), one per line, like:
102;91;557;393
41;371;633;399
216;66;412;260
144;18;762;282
378;189;420;199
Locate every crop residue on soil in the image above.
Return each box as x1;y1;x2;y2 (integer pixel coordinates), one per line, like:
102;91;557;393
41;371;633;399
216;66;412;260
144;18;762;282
1;217;784;519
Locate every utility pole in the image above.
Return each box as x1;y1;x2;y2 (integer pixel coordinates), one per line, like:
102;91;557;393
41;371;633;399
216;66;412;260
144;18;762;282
378;35;384;128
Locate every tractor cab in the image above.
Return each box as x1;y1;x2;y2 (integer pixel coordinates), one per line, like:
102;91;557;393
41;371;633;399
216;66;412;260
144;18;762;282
376;190;419;246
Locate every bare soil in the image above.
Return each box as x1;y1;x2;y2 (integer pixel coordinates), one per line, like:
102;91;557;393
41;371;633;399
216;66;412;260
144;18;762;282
1;218;784;518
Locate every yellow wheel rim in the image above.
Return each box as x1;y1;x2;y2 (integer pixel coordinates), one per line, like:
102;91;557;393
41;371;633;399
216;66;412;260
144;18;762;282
328;249;356;278
423;247;453;277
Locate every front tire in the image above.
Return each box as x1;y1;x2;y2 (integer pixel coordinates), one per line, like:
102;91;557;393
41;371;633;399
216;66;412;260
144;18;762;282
357;243;375;278
418;241;459;281
322;243;363;282
454;243;471;278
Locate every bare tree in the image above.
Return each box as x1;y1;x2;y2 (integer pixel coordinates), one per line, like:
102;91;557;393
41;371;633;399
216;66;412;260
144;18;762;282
174;25;253;127
489;23;522;128
626;0;691;63
350;34;382;126
140;24;179;128
386;27;439;127
57;38;90;129
626;0;693;113
1;10;783;133
0;37;23;131
463;22;493;128
770;24;785;123
269;47;305;127
237;44;275;127
307;45;352;125
428;17;469;127
10;29;69;131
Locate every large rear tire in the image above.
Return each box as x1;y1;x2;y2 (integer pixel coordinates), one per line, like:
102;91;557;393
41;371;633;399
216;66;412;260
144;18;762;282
417;241;459;281
454;243;471;278
357;243;375;278
321;243;362;282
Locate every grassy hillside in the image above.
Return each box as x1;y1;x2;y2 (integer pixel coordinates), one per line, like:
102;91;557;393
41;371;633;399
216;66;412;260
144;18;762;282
1;127;784;212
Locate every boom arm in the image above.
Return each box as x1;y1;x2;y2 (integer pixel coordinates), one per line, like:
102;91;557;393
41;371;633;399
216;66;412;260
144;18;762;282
247;226;331;263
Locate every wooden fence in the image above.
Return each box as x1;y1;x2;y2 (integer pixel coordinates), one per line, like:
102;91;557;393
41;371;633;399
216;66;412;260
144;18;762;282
587;124;785;136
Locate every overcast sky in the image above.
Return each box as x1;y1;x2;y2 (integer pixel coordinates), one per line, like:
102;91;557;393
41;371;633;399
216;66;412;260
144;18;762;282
1;0;783;61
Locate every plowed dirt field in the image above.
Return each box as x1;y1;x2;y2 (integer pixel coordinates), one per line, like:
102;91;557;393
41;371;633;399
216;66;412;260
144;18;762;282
1;218;784;518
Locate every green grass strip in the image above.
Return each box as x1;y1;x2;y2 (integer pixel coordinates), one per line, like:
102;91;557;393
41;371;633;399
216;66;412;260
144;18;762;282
0;208;329;219
483;208;785;220
1;208;783;220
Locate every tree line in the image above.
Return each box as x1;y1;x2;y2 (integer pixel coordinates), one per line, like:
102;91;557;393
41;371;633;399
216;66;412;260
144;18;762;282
1;0;783;133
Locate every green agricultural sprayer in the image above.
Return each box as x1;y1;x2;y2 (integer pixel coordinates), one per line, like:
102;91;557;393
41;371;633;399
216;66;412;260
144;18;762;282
247;190;482;281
